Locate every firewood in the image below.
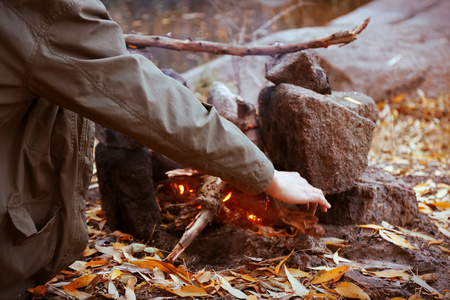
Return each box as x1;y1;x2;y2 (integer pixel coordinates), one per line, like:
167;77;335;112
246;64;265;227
165;176;226;263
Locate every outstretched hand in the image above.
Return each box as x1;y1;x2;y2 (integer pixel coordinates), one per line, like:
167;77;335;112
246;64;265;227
265;170;331;214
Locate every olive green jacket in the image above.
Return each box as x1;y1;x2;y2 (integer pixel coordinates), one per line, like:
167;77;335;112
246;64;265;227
0;0;274;297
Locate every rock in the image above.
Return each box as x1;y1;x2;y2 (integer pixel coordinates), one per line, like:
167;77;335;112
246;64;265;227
207;81;262;148
265;50;331;95
183;0;449;105
95;143;161;239
317;166;419;226
258;83;375;194
207;81;239;124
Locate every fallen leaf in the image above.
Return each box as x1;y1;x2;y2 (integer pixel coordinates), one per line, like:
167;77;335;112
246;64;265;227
125;277;137;300
26;285;47;295
437;245;450;254
83;246;98;257
357;224;384;230
247;295;258;300
284;265;309;296
85;260;109;268
435;189;448;199
379;230;417;249
286;268;311;278
63;274;97;299
397;227;437;242
390;298;407;300
363;269;410;278
275;249;294;275
412;275;443;298
217;274;248;299
107;280;120;299
195;270;212;283
310;266;350;284
322;237;347;246
334;282;370;300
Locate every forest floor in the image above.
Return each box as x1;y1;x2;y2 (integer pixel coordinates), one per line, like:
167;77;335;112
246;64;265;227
29;92;449;299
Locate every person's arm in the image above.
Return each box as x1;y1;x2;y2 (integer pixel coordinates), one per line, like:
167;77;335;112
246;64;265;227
27;0;329;210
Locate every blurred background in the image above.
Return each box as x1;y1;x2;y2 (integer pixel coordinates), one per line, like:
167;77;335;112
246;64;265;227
100;0;371;72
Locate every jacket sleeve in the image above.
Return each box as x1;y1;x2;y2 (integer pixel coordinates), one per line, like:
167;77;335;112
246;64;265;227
27;0;274;195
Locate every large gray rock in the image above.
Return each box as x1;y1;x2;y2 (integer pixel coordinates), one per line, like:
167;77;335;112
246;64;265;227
183;0;450;105
259;83;376;194
317;167;419;226
265;50;331;95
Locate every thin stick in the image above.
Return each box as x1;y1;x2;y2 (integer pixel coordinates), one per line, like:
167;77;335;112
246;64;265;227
124;18;369;57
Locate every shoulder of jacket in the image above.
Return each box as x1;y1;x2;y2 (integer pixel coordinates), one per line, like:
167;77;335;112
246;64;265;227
0;0;86;35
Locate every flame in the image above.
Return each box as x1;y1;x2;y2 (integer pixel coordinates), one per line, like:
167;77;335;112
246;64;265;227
178;184;185;195
247;213;262;223
222;192;232;202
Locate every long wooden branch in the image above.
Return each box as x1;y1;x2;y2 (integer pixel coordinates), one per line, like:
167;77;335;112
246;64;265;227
124;18;369;57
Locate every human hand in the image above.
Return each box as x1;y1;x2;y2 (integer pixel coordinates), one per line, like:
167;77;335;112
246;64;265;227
265;170;331;214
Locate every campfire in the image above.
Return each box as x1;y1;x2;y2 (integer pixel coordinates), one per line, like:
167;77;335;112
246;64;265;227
155;169;324;263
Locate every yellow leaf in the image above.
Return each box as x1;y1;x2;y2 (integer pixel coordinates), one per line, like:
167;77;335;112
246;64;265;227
438;245;450;254
428;240;444;245
85;260;109;268
83;246;97;257
429;202;450;210
379;230;417;249
310;266;350;284
357;224;384;230
322;237;347;246
109;269;124;280
132;259;188;280
345;96;362;105
63;274;96;298
390;298;407;300
334;282;370;300
286;268;311;278
161;285;209;297
275;249;294;275
284;265;309;296
240;274;257;282
247;295;258;300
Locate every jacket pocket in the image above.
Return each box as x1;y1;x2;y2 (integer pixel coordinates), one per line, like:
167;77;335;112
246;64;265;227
0;195;61;289
8;200;60;240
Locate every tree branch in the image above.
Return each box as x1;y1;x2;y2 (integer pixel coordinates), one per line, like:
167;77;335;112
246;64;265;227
124;18;369;57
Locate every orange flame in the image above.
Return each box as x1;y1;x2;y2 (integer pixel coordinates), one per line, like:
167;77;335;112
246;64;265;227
222;192;232;202
178;184;185;195
247;213;262;223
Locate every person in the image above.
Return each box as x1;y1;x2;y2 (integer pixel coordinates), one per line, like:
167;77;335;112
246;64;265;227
0;0;330;298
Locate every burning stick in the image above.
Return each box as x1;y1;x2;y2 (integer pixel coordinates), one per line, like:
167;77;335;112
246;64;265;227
165;175;226;263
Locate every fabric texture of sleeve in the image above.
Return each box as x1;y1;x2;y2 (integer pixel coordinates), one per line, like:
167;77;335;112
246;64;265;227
27;0;274;195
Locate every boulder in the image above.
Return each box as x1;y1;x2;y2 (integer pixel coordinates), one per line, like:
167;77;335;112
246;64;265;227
183;0;450;105
317;167;419;226
265;50;331;95
259;83;376;194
